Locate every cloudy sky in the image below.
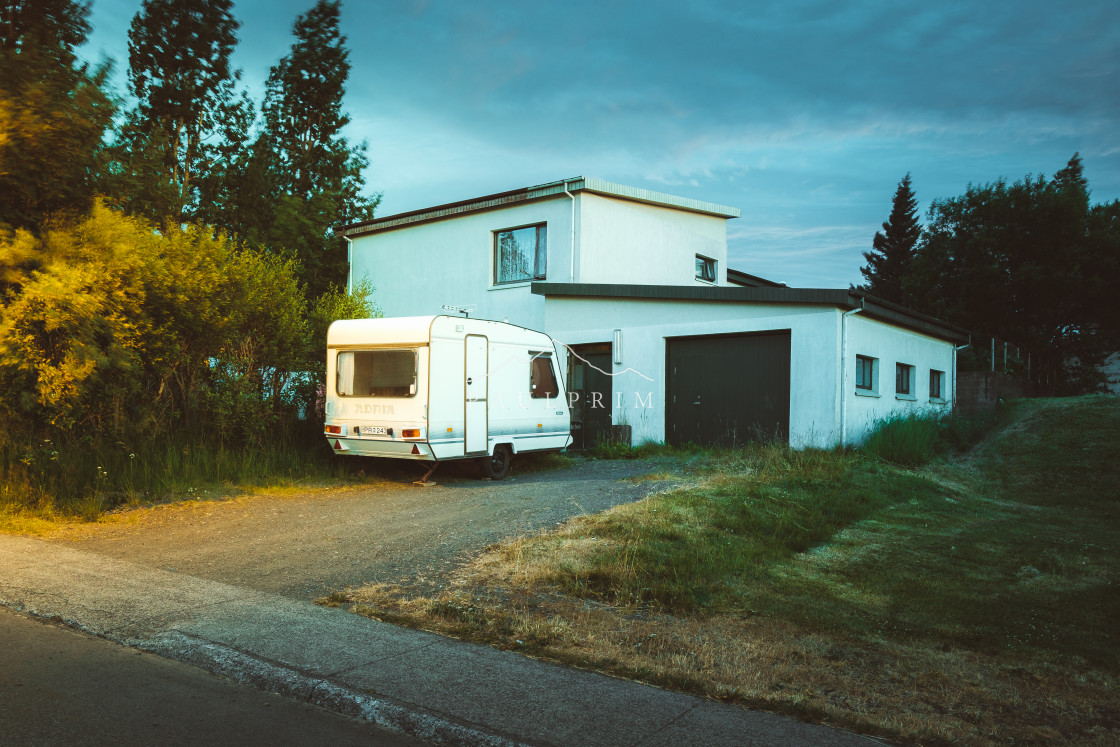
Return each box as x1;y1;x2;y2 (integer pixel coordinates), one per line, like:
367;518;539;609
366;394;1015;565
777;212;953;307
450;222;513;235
81;0;1120;289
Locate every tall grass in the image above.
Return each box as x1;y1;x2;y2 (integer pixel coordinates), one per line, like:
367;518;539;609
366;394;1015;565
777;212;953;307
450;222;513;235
585;439;679;460
485;407;1013;612
499;443;930;612
862;405;1011;466
860;412;943;466
0;429;359;520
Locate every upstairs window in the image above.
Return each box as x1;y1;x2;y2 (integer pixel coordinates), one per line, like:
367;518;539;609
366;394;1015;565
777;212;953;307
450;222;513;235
495;224;547;284
529;352;559;398
695;254;716;283
856;355;877;391
896;362;914;396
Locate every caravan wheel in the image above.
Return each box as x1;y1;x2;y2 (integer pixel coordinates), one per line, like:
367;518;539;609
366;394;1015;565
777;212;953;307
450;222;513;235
480;444;511;480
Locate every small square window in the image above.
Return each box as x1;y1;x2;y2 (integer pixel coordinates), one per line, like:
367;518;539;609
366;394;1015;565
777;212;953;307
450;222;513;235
495;224;546;284
695;255;716;283
856;355;877;391
930;369;945;400
896;363;914;395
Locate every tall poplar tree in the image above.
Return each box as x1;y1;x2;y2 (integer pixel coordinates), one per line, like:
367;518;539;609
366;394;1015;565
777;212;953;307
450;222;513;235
119;0;250;226
249;0;378;297
860;173;921;305
0;0;114;231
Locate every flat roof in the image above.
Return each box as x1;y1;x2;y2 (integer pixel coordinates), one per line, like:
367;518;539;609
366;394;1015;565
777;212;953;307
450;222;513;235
327;316;438;346
336;177;741;238
531;282;970;344
726;268;787;288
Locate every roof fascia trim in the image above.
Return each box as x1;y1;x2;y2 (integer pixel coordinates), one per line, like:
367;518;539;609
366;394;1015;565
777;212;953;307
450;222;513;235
336;177;740;238
531;283;969;343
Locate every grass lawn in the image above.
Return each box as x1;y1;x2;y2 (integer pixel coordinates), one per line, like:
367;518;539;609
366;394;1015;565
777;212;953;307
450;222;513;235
333;396;1120;745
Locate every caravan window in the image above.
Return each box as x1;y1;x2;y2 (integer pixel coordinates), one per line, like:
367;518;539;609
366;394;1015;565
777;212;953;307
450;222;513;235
530;352;559;399
336;349;417;397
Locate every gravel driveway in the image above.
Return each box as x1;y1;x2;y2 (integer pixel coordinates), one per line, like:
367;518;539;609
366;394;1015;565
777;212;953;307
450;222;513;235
50;459;672;601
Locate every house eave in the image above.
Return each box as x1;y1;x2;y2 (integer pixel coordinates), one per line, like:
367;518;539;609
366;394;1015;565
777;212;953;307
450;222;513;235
531;282;970;344
335;177;741;238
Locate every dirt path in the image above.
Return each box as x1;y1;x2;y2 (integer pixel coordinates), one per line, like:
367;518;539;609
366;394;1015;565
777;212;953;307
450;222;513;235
47;459;672;601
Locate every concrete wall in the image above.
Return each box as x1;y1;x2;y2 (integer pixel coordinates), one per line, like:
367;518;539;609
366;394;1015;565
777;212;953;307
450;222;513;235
842;313;956;445
1100;352;1120;395
348;198;576;330
577;194;729;286
543;298;958;449
543;297;841;448
348;192;734;329
956;371;1035;413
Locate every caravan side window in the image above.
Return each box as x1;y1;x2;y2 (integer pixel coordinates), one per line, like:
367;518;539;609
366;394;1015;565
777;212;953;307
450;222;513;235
336;349;417;397
529;353;559;399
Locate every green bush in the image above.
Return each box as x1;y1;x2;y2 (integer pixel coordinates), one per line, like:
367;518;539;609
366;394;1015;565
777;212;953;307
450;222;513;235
0;204;378;514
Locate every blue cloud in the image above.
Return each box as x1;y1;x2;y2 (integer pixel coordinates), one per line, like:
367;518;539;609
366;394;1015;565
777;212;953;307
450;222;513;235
82;0;1120;289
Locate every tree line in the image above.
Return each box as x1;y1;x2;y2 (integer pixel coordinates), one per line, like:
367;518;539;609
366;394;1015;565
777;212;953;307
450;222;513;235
860;156;1120;392
0;0;377;506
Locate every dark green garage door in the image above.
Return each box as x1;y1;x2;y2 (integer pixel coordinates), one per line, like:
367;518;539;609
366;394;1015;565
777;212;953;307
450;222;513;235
667;331;791;446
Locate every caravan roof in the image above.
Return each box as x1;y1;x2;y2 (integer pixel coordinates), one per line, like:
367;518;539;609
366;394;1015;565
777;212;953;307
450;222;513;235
327;316;439;346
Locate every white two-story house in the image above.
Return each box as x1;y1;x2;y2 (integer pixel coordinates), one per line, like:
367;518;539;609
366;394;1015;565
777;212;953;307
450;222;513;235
338;177;968;449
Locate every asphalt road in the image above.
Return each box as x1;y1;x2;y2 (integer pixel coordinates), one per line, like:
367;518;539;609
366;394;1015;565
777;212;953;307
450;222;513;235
0;606;426;746
49;458;668;601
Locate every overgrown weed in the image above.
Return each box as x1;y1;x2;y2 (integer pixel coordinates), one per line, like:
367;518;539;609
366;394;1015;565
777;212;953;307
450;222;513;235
0;431;366;524
862;403;1014;466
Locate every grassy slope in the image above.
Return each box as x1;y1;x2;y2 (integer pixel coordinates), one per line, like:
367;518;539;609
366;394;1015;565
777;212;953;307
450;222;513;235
342;396;1120;744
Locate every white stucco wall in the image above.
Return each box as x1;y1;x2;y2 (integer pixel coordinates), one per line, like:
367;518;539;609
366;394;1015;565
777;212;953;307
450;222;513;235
577;194;729;285
542;298;957;449
348;198;577;330
841;313;956;445
348;191;734;328
543;297;842;448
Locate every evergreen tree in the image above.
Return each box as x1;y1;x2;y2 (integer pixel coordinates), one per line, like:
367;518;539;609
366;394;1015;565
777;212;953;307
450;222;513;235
0;0;114;231
120;0;250;226
860;173;921;304
249;0;378;297
1051;152;1088;195
904;155;1117;391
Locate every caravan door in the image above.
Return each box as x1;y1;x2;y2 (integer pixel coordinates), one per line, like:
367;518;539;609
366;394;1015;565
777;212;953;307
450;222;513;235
464;334;488;454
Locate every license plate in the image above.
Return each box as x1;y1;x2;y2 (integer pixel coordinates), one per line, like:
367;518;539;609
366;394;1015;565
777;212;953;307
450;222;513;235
359;426;387;436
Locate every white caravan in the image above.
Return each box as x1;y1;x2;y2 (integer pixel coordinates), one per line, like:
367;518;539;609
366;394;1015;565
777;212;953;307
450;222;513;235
324;315;572;479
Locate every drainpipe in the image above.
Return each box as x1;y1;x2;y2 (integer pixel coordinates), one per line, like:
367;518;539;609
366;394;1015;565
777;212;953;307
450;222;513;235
952;338;971;414
839;298;865;448
343;236;354;296
564;181;576;283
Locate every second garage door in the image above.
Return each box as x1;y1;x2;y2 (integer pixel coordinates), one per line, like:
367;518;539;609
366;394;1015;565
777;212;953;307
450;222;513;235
666;331;791;447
